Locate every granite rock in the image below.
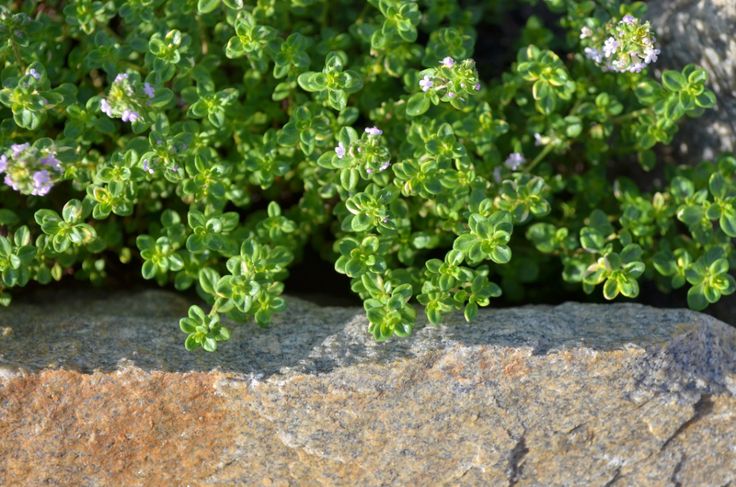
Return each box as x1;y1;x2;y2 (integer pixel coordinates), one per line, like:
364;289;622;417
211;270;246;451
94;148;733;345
0;289;735;486
647;0;736;161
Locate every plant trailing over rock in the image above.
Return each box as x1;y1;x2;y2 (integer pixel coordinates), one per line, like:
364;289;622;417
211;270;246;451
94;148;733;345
0;0;731;351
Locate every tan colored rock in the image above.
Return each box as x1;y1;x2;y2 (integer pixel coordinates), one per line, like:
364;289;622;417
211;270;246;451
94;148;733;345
0;289;735;485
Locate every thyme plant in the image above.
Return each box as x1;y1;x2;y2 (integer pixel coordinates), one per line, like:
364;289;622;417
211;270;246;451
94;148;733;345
0;0;732;351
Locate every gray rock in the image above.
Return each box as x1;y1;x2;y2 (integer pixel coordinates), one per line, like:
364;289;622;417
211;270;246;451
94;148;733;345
0;289;735;485
647;0;736;160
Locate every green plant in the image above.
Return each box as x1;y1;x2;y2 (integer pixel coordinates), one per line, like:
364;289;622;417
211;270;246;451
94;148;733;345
0;0;731;351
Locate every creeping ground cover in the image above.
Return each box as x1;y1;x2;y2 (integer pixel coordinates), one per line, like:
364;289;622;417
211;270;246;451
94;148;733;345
0;0;733;351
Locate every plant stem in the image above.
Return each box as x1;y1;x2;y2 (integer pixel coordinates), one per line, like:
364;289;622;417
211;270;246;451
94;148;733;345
525;143;555;173
611;107;652;123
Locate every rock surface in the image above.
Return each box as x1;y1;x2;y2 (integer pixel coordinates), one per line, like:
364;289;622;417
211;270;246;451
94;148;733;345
647;0;736;161
1;289;735;486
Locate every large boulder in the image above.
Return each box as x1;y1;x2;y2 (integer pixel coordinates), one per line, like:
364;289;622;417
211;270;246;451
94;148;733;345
647;0;736;160
1;289;735;485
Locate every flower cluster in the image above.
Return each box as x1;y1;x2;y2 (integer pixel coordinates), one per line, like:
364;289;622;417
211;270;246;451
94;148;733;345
581;15;660;73
99;72;156;124
0;141;62;196
329;126;392;177
418;57;481;97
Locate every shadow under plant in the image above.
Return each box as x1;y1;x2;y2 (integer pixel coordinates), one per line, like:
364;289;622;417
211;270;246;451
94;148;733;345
1;288;734;403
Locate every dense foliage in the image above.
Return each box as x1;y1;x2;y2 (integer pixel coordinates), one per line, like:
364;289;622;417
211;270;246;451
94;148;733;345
0;0;732;352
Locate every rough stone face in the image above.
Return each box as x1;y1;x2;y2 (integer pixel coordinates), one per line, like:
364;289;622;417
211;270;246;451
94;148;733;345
1;289;735;485
647;0;736;160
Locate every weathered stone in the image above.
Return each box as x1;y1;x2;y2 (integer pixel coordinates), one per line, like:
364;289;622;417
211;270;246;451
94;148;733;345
1;288;735;485
647;0;736;160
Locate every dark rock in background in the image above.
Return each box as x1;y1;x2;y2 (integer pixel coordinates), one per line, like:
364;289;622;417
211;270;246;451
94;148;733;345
647;0;736;161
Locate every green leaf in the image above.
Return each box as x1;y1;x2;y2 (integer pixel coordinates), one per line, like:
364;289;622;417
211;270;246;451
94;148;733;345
687;284;708;310
197;0;220;13
661;70;686;92
406;93;430;117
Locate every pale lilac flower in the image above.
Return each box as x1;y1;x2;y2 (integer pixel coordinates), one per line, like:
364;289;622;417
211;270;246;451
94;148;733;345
335;142;346;159
419;75;433;92
365;127;382;136
474;83;481;91
144;82;155;98
0;155;7;172
366;167;373;174
628;62;646;73
493;166;502;183
603;37;619;58
41;155;61;170
621;15;636;25
31;170;53;196
504;152;525;171
447;91;455;98
11;143;29;157
4;174;19;191
142;159;154;174
584;47;602;63
114;73;128;83
28;68;40;80
379;161;390;171
534;133;545;146
170;164;180;172
579;26;592;39
441;56;455;68
100;98;113;117
121;109;140;123
644;47;660;64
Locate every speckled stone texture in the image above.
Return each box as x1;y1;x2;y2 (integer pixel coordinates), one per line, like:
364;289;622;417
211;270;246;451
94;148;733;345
647;0;736;161
1;289;735;486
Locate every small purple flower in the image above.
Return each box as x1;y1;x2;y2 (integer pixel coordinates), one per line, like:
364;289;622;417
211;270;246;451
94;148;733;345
493;166;502;183
11;143;29;157
41;155;61;170
621;15;636;25
121;109;140;123
170;164;180;172
379;160;390;171
142;159;154;174
114;73;129;83
504;152;525;171
0;155;7;172
28;68;40;80
447;91;455;98
534;133;545;146
100;98;113;117
144;82;155;98
441;57;455;68
366;167;373;174
644;47;660;64
474;83;481;91
31;170;53;196
584;47;603;63
419;75;433;92
335;142;346;159
628;62;647;73
603;37;619;58
579;26;592;39
4;174;19;191
365;126;382;136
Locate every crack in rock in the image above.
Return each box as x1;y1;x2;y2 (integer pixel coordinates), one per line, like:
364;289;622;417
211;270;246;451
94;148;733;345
661;394;715;451
507;433;528;486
